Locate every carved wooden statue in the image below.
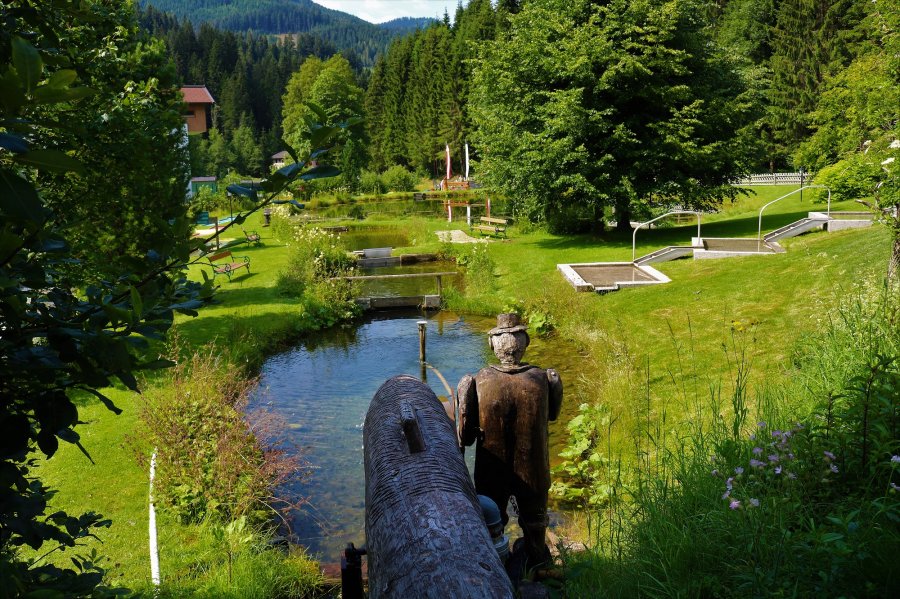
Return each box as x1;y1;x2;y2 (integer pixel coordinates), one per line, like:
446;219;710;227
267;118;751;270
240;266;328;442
456;314;563;567
364;375;513;598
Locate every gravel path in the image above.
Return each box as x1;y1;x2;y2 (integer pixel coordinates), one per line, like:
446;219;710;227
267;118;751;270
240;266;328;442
435;230;490;243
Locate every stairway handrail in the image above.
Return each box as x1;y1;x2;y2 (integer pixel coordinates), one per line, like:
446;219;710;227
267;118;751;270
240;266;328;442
757;185;831;251
633;211;702;262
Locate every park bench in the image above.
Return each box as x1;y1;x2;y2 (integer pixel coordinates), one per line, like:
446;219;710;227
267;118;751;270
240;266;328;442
207;250;250;281
472;216;510;237
242;228;261;246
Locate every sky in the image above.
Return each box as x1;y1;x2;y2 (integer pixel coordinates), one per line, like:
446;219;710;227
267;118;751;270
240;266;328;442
314;1;455;24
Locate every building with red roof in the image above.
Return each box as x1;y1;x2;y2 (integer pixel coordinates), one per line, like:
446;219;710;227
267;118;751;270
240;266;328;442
180;85;215;135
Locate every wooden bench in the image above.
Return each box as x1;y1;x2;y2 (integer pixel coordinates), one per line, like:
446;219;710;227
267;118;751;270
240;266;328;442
207;250;250;280
472;216;510;237
242;228;261;245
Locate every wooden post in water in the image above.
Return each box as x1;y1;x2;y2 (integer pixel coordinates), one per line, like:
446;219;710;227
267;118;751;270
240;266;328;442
364;376;513;598
435;275;443;298
417;320;427;363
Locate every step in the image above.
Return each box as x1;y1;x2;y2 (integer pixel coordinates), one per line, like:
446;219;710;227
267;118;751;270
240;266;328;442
635;245;699;265
764;217;828;242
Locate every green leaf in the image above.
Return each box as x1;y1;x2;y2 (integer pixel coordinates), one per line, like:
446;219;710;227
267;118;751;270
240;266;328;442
280;139;299;164
12;37;42;94
0;132;28;153
0;70;25;112
32;85;95;105
308;125;340;149
226;184;258;200
305;102;328;123
14;149;84;174
47;69;77;89
129;286;143;318
0;168;45;222
299;165;340;181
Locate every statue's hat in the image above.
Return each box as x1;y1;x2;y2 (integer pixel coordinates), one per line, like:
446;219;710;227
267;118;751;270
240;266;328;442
488;313;528;336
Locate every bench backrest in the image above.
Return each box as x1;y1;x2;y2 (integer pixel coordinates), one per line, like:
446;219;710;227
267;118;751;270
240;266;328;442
481;216;509;225
208;251;232;262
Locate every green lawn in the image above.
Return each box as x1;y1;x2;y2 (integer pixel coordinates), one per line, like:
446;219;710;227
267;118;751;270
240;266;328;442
26;187;891;590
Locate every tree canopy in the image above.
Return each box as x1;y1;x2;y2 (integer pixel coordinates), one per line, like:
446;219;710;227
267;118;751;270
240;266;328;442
471;0;755;232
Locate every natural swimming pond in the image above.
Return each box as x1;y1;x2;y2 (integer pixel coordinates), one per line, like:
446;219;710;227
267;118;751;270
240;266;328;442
337;228;411;252
248;310;584;562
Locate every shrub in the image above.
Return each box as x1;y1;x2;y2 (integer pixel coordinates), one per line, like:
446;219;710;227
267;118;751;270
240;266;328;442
813;154;883;201
456;244;496;295
359;170;385;195
381;165;418;192
134;348;307;525
275;227;361;328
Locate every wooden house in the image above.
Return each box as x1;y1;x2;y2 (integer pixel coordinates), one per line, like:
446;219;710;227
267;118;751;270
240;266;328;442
271;150;289;169
180;85;215;135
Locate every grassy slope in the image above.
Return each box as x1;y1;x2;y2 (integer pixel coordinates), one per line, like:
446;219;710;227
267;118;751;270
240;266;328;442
27;215;316;592
27;188;890;589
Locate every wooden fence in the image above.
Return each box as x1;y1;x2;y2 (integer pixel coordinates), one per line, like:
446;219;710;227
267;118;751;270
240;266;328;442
733;172;807;186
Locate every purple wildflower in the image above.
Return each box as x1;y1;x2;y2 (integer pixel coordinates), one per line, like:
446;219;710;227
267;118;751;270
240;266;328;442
729;500;741;510
749;498;760;508
772;430;783;438
891;455;900;464
752;447;763;455
787;472;797;480
750;434;756;441
722;490;731;499
830;464;839;474
734;467;744;475
750;459;766;468
726;477;734;490
768;454;779;463
787;452;795;461
775;466;782;475
824;450;836;460
757;421;766;428
891;482;899;491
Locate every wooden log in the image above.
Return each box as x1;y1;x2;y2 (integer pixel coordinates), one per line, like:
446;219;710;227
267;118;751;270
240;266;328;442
364;376;513;599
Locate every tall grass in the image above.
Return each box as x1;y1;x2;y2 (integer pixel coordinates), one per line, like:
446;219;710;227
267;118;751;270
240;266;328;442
559;279;900;597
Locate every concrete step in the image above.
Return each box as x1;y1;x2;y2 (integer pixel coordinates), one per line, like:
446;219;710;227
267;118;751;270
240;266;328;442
635;245;698;265
764;217;828;242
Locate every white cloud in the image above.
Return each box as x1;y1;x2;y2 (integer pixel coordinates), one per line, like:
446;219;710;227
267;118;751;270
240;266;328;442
315;1;452;24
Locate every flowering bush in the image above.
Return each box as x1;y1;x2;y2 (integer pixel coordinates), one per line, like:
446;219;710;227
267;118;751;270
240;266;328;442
275;226;361;327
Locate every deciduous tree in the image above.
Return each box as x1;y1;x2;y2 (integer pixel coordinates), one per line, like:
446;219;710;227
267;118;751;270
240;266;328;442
471;0;754;232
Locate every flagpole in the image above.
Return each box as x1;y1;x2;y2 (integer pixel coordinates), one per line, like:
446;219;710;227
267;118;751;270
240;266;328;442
464;143;469;181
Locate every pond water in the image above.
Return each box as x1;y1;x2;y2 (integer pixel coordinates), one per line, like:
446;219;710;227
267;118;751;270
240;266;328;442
354;262;464;298
337;228;411;251
249;310;586;562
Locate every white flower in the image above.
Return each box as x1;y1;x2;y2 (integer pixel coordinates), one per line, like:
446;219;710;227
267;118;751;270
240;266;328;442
882;157;895;166
890;139;900;149
864;139;872;146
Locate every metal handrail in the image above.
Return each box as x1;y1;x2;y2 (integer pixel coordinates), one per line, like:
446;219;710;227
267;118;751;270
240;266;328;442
632;211;702;262
757;185;831;251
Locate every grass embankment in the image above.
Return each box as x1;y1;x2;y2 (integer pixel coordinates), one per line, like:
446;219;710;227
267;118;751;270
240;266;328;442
29;213;334;596
30;186;891;595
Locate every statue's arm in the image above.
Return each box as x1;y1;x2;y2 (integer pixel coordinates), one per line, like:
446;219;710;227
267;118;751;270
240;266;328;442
455;374;478;448
547;368;563;421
